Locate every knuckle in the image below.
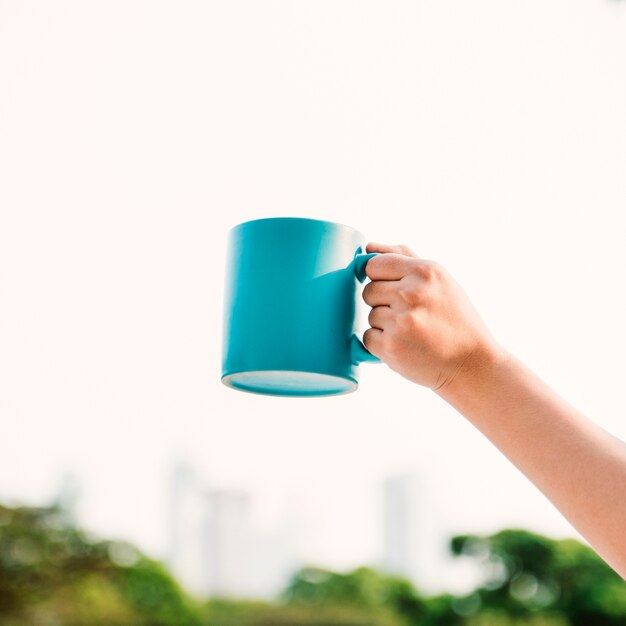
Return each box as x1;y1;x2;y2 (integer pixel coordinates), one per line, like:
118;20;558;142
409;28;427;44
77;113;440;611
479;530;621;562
416;260;444;283
397;279;422;306
430;260;444;275
398;286;416;305
396;311;419;334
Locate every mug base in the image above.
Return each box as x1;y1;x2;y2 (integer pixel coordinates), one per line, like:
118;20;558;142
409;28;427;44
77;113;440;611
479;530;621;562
221;370;357;397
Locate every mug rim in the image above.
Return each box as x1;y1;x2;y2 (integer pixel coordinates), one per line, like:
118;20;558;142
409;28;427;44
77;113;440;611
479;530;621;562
229;216;365;241
221;369;358;397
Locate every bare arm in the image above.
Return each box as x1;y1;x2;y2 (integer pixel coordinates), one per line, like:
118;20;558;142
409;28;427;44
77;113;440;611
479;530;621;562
362;242;626;579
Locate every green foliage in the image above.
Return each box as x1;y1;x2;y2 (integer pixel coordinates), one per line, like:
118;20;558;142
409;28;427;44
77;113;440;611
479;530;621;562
0;503;200;626
452;529;626;625
283;565;425;624
204;598;405;626
203;598;274;625
464;610;568;626
0;503;111;615
281;529;626;626
116;557;202;626
2;501;625;626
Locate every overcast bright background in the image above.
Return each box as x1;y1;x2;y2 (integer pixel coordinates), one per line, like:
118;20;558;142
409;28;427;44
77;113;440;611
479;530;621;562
1;0;625;592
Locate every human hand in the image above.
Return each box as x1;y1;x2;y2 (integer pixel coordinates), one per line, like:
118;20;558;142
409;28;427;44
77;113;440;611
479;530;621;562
362;242;502;392
363;244;626;580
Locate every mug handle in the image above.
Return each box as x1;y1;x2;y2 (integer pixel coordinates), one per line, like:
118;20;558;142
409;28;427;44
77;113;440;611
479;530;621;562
354;252;378;283
350;252;381;365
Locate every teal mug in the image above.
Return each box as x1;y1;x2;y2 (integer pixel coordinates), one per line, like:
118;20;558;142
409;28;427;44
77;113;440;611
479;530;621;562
221;217;380;397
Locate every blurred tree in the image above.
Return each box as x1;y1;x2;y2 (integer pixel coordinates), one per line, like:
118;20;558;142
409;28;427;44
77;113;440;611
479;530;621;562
283;566;425;625
451;529;626;625
0;502;200;626
2;500;624;626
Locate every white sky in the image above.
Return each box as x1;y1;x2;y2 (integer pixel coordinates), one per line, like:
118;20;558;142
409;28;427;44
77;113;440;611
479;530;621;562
1;0;625;592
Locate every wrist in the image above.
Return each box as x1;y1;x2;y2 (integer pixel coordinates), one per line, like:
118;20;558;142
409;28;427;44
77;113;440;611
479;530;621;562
435;338;510;403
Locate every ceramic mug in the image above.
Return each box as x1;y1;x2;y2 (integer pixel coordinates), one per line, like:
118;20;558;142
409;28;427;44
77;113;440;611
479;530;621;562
221;217;380;397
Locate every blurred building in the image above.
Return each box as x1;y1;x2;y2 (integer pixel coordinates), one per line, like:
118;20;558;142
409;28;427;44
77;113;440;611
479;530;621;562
382;473;446;593
167;463;212;595
204;489;252;596
167;462;296;599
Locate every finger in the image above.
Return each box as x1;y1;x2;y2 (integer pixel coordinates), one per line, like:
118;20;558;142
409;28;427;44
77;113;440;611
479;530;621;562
362;280;398;307
365;253;414;281
368;305;393;330
363;327;383;357
366;242;419;258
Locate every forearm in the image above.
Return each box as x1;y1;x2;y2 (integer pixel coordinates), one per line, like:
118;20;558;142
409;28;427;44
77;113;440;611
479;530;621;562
436;344;626;579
